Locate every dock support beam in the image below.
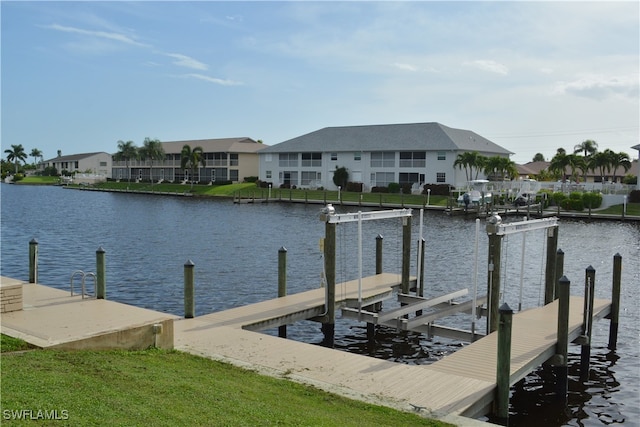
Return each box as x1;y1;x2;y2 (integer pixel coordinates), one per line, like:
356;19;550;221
494;302;513;426
375;234;383;275
580;266;596;381
554;275;570;406
278;247;287;338
553;249;564;301
608;253;622;350
401;216;411;295
184;260;195;319
29;238;38;284
416;238;426;316
486;228;503;334
96;246;106;299
544;226;559;304
322;221;336;347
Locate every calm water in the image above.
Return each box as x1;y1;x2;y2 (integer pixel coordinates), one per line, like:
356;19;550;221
2;184;638;426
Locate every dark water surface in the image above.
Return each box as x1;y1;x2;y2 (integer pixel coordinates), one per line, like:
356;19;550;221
2;184;638;426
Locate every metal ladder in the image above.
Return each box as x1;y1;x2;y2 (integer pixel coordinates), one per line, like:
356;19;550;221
70;270;97;299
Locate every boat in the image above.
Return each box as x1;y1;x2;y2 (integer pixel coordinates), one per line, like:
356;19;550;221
457;179;493;207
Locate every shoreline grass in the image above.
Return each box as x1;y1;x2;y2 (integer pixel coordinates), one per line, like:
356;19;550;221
0;335;449;426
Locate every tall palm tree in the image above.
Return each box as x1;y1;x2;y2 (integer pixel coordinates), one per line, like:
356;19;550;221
588;151;610;183
4;144;27;173
30;148;43;167
483;156;517;181
115;140;138;184
549;151;570;182
180;144;205;190
574;139;598;157
139;138;165;190
453;151;483;182
532;153;546;162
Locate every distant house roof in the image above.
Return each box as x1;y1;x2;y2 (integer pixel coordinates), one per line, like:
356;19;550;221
259;122;513;155
517;161;550;176
632;144;640;151
160;138;265;154
44;152;110;162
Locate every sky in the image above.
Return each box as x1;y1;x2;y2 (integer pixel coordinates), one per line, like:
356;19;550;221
2;1;639;165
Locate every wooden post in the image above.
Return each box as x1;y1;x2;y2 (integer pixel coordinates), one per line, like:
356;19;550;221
401;215;412;295
96;246;106;299
487;231;503;334
184;259;195;319
555;275;570;406
375;234;383;275
580;266;595;381
29;238;38;284
418;238;425;298
322;222;336;347
608;253;622;350
554;249;565;300
494;302;513;425
278;247;287;338
544;225;559;304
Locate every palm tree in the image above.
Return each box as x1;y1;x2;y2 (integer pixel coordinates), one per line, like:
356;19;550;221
4;144;27;173
30;148;43;168
180;144;205;190
139;138;165;190
483;156;517;181
454;151;483;182
574;139;598;157
532;153;546;162
115;140;138;184
608;151;632;183
588;151;610;183
549;151;570;182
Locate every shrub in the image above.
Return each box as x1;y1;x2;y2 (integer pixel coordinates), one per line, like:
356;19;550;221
400;183;412;194
551;192;567;206
569;191;582;200
422;184;450;196
582;192;603;209
345;182;363;192
629;190;640;203
561;197;584;211
13;173;24;182
387;183;400;194
371;186;388;193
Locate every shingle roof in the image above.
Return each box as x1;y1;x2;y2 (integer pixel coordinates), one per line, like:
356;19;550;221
160;138;265;154
44;152;109;162
259;122;512;155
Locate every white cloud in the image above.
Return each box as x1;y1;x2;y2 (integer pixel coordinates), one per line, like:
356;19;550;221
182;74;243;86
393;62;417;72
554;74;639;101
464;60;509;75
165;53;208;71
45;23;148;47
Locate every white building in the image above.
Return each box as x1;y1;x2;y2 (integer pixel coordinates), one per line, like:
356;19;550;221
42;151;112;178
258;122;512;191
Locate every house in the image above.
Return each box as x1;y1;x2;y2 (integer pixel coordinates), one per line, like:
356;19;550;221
257;122;512;192
112;138;264;183
42;151;112;178
633;144;640;189
517;159;638;184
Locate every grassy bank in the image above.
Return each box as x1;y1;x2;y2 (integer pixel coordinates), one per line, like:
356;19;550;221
1;335;448;426
12;176;60;185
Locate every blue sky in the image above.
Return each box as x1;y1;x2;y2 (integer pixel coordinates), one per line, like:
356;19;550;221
2;1;638;164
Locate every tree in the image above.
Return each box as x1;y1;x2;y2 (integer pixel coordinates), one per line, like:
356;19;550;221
453;151;487;181
549;151;570;182
180;144;205;190
4;144;27;173
30;148;43;167
483;156;517;181
532;153;546;162
333;166;349;189
608;151;632;183
139;138;165;189
588;151;610;183
115;140;139;184
574;139;598;157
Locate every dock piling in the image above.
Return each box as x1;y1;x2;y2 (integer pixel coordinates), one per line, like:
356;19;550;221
553;249;565;301
184;260;195;318
554;275;570;405
544;226;559;304
580;266;596;381
96;246;106;299
278;247;287;338
494;302;514;425
29;238;38;284
486;220;503;334
608;253;622;350
322;221;336;347
375;234;383;275
401;216;411;295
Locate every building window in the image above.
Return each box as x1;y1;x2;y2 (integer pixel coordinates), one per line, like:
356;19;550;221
74;161;79;168
436;172;446;183
230;154;239;166
266;171;272;179
370;152;395;168
330;153;337;161
437;151;446;161
301;152;322;167
399;152;426;168
354;152;361;161
399;173;420;185
99;161;107;167
301;171;321;186
371;172;394;187
279;153;298;167
281;171;298;186
207;153;227;166
230;170;239;181
265;154;272;162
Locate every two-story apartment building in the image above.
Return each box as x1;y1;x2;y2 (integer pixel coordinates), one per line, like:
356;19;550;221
258;122;512;191
42;151;112;177
112;138;263;183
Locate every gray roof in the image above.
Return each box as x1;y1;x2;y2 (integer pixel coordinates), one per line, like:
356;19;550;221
260;122;512;155
45;152;110;162
632;144;640;151
160;137;265;154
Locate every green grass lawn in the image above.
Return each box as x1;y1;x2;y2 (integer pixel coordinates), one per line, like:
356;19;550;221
0;336;449;426
595;202;640;216
13;176;60;185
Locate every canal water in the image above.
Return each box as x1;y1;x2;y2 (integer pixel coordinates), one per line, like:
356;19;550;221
1;184;638;426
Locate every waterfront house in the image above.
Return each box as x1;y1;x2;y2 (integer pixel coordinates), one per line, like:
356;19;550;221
42;151;112;178
257;122;512;191
112;138;264;183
